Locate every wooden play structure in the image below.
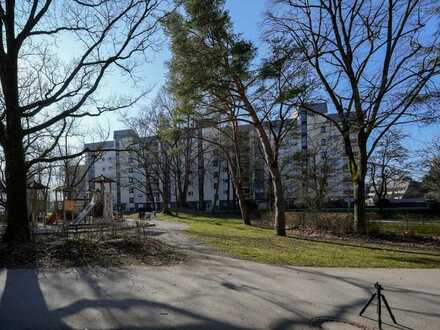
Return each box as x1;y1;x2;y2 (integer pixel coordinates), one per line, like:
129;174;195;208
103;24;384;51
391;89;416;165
27;180;49;225
48;175;115;225
49;186;75;224
32;176;154;242
88;175;114;222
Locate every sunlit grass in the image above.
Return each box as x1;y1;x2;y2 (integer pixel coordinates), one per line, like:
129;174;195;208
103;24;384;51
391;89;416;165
375;222;440;236
159;212;440;268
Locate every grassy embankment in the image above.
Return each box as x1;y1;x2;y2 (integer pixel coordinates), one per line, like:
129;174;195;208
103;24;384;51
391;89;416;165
159;212;440;268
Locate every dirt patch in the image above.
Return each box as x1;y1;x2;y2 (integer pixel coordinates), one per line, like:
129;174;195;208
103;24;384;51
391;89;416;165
0;238;186;270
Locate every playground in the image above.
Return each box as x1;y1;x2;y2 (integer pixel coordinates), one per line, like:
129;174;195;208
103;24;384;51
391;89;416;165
0;175;180;270
25;175;155;242
48;175;118;226
0;175;162;270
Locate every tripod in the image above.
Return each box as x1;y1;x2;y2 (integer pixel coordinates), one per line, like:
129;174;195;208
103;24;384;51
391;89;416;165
359;282;397;329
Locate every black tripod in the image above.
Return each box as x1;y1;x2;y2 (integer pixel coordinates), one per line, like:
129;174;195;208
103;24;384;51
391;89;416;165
359;282;397;329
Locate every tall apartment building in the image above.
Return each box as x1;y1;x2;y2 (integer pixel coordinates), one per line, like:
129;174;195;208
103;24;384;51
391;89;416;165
83;103;356;212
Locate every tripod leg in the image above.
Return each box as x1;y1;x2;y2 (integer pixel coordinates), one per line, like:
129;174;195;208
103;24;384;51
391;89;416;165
359;293;376;316
381;294;397;324
378;292;382;330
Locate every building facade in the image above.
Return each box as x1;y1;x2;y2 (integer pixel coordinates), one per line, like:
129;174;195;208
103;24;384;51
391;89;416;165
366;178;425;206
83;104;356;212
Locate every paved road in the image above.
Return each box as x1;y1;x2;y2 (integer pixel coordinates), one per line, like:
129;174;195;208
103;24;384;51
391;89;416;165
1;220;439;329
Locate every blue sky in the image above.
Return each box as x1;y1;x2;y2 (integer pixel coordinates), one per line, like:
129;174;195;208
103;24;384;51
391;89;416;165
78;0;437;154
82;1;269;132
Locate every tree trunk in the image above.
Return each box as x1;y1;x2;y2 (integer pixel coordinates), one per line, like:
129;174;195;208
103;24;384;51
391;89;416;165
353;176;368;235
180;136;191;208
146;183;156;211
178;173;188;208
211;158;222;214
197;128;205;211
254;128;286;235
237;86;286;235
271;167;286;236
211;183;219;214
161;189;172;215
2;50;31;242
174;177;179;208
229;164;250;224
161;159;172;215
345;137;368;235
247;111;286;235
3;126;30;242
228;156;250;225
235;186;250;225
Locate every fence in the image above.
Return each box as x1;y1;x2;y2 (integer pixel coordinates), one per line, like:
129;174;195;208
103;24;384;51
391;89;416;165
30;219;155;242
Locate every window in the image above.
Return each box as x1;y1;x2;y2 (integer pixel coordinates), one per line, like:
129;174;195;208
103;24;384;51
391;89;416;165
188;191;193;196
213;183;218;190
213;172;219;178
129;168;134;173
320;126;326;133
212;159;219;167
129;177;133;183
129;188;134;194
321;139;327;146
129;198;134;204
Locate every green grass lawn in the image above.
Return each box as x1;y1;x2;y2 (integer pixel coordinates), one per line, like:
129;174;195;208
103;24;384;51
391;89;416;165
373;221;440;236
159;212;440;268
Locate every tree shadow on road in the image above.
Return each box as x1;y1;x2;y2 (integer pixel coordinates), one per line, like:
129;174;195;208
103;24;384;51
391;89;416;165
0;267;256;329
1;253;438;330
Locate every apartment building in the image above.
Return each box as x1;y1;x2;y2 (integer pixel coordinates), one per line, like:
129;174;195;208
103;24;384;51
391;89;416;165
366;178;425;206
83;103;355;212
295;104;356;206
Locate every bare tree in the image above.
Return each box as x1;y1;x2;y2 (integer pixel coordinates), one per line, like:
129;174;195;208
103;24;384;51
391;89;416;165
291;141;335;209
198;114;252;223
54;120;112;202
267;0;440;233
154;90;201;209
125;104;178;215
0;0;166;241
422;136;440;202
123;130;160;212
368;129;411;205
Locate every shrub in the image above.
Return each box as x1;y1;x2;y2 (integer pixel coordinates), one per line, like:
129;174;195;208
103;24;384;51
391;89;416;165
286;211;354;235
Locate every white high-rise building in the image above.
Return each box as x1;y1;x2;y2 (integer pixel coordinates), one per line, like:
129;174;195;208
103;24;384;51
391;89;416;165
83;103;357;212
